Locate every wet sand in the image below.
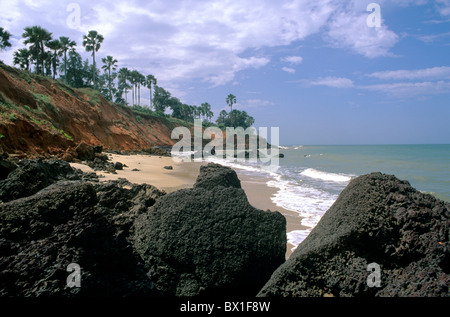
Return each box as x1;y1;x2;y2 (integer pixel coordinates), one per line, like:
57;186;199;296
71;154;305;259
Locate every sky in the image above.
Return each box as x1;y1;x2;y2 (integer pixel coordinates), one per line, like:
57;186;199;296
0;0;449;145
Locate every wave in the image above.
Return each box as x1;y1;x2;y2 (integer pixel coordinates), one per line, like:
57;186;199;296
204;156;280;177
287;230;311;252
268;176;337;222
202;157;349;249
301;168;353;183
278;145;303;150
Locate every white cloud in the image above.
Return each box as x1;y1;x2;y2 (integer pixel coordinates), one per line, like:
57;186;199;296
308;77;355;88
76;0;338;86
1;0;403;85
281;55;303;64
239;99;275;110
1;0;437;87
437;0;450;16
282;67;296;74
419;32;450;43
326;10;399;58
360;81;450;96
368;66;450;80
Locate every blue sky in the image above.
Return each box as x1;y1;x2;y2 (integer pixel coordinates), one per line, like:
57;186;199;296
1;0;449;145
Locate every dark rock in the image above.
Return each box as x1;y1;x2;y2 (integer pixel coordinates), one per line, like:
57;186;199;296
94;179;165;232
163;165;173;170
258;172;450;297
142;147;171;157
114;162;123;170
194;163;241;190
92;145;103;154
0;159;16;181
106;166;116;174
94;152;108;161
75;142;95;161
0;172;165;297
133;164;286;296
86;157;115;173
132;168;140;172
0;146;8;160
0;159;81;203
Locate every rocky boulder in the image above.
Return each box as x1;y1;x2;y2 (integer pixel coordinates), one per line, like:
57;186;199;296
0;162;166;297
194;162;241;190
0;159;82;203
258;172;450;297
75;142;95;161
133;164;286;296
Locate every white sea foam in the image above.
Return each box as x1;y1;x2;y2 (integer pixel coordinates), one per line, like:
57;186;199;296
205;156;349;250
266;169;351;248
204;156;280;177
170;150;195;159
301;168;353;182
287;230;311;252
278;145;303;150
268;176;337;234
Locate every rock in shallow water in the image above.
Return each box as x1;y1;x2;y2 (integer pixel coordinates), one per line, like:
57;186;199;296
258;172;450;297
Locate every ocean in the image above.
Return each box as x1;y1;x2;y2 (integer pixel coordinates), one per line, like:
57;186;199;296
204;144;450;252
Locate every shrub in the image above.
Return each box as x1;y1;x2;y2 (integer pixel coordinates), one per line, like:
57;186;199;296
0;92;13;109
135;115;143;123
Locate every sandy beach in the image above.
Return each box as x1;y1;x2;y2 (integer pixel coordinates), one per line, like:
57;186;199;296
71;153;305;259
71;154;204;192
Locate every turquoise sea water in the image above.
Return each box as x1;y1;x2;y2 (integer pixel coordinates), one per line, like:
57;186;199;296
205;144;450;250
281;144;450;202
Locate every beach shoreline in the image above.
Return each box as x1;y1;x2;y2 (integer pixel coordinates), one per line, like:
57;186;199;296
70;153;305;259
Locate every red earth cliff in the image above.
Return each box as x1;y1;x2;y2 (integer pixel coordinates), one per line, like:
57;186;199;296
0;63;192;159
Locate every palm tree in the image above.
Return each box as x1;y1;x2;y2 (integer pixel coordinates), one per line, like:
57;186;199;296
0;27;12;51
101;55;118;101
217;110;228;126
226;94;236;112
129;70;136;105
45;39;61;79
138;72;146;107
118;67;131;104
22;26;52;75
201;103;213;122
59;36;76;83
13;48;31;71
82;30;104;87
226;94;237;127
146;74;157;109
129;70;138;105
42;51;52;77
128;70;144;106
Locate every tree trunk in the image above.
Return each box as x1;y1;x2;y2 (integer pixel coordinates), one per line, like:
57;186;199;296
92;50;96;87
41;42;45;76
109;68;112;101
149;84;152;109
64;51;67;83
